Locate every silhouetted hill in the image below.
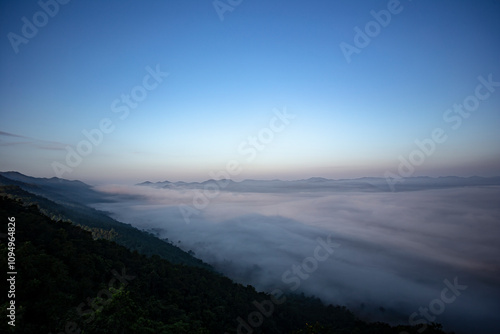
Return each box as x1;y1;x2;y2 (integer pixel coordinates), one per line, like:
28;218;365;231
0;171;109;205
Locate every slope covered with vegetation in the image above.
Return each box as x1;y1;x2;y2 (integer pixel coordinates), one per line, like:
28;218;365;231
0;181;210;270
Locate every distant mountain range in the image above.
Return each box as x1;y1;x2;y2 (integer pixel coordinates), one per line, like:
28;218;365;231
137;175;500;192
3;171;497;195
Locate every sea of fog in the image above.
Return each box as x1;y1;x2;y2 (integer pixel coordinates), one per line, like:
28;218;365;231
91;183;500;334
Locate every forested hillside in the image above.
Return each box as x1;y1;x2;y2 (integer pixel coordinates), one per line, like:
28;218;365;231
0;181;210;269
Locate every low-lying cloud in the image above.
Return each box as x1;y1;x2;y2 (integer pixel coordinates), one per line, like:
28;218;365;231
92;181;500;334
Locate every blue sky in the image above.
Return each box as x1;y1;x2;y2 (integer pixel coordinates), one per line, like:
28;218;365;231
1;0;499;183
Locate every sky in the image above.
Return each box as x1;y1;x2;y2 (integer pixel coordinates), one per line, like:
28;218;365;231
1;0;499;183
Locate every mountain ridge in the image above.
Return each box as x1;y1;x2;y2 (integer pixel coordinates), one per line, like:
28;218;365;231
135;175;500;193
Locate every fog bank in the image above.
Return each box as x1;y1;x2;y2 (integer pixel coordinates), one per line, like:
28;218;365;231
92;182;500;334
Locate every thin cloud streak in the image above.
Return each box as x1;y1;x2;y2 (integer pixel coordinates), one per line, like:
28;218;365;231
0;130;66;150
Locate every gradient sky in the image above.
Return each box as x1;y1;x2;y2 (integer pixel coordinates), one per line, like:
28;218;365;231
1;0;499;183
